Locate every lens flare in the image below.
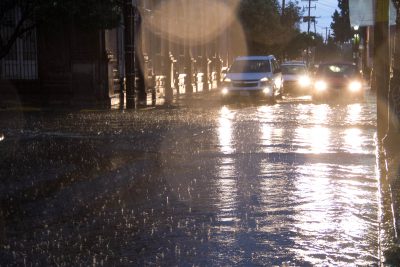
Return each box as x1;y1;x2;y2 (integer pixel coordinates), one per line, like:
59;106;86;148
315;80;327;91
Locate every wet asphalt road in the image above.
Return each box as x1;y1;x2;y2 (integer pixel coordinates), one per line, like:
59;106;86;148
0;92;378;266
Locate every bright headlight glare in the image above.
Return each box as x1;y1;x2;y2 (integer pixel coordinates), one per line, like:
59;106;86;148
260;77;269;82
263;87;271;94
224;78;231;82
298;75;311;87
222;88;229;95
315;80;327;91
348;81;362;92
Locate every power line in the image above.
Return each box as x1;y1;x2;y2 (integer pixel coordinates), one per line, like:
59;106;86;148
317;1;337;9
302;0;318;35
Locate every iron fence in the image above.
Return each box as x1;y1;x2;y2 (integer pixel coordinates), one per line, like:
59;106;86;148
0;6;38;80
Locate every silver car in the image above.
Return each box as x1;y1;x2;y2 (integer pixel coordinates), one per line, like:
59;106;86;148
221;55;282;102
281;61;312;96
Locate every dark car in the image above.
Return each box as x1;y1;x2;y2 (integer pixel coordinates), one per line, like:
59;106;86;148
312;62;365;102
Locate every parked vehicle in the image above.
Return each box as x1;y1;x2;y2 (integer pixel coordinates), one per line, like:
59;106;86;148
312;62;365;102
281;61;311;95
221;55;282;102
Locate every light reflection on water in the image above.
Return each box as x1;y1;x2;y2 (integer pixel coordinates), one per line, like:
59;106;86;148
346;103;362;124
257;106;285;154
218;106;235;154
343;128;364;153
296;126;331;154
312;104;329;125
292;163;375;265
217;106;238;225
0;97;379;266
213;99;378;265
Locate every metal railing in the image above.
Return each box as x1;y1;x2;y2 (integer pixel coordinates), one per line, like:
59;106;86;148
0;6;38;80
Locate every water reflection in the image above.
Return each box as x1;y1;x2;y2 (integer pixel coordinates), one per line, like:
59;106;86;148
292;163;376;265
343;128;364;154
312;104;329;125
293;103;331;154
296;126;330;154
216;106;238;228
346;104;362;124
257;106;284;153
218;106;235;154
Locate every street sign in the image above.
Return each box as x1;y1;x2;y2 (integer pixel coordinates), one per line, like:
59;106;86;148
349;0;396;27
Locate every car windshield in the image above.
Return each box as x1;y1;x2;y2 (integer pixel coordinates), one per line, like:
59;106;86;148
229;60;271;73
281;65;307;75
317;64;358;77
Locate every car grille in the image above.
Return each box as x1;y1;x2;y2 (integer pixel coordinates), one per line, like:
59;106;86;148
233;80;259;88
284;81;296;85
330;83;345;90
283;81;296;87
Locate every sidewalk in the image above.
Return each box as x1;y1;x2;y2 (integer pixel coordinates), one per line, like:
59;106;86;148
380;143;400;265
0;89;221;112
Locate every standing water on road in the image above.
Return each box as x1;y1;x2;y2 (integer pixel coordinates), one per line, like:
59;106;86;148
0;94;378;265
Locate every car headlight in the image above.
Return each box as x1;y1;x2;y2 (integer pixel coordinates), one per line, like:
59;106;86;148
348;81;362;92
315;80;327;91
260;77;269;86
263;87;272;95
223;77;232;83
221;88;229;95
298;75;311;87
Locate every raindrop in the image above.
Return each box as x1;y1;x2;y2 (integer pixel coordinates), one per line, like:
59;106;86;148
0;133;4;141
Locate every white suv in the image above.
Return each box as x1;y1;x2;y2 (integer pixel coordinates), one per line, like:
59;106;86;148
221;55;282;102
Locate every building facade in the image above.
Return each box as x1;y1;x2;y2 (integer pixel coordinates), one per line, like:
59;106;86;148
0;1;243;107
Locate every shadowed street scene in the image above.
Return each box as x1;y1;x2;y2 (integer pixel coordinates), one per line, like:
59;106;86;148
1;0;400;266
0;93;380;265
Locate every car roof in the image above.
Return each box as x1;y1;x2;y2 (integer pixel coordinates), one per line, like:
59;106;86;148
318;61;356;66
282;61;306;65
235;55;275;61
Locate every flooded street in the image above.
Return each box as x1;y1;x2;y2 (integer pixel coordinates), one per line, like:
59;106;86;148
0;93;379;266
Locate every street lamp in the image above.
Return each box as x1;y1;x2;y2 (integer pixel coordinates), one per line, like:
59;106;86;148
352;25;360;67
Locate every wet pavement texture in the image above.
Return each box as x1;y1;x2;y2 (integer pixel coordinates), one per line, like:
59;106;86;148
0;93;378;266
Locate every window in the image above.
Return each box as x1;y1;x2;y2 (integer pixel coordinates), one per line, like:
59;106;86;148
229;60;271;73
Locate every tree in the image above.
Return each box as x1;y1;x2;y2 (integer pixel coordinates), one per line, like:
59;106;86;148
386;0;400;145
0;0;122;60
330;0;352;43
238;0;301;56
284;32;324;60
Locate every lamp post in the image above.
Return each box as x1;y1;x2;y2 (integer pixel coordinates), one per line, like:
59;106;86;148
123;0;146;109
124;0;135;108
352;25;360;67
374;0;390;141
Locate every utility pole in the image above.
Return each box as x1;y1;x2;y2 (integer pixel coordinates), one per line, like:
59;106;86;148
124;0;135;109
302;0;317;34
123;0;146;109
385;2;400;148
307;0;311;34
135;9;146;107
324;27;329;43
374;0;390;141
302;0;317;64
